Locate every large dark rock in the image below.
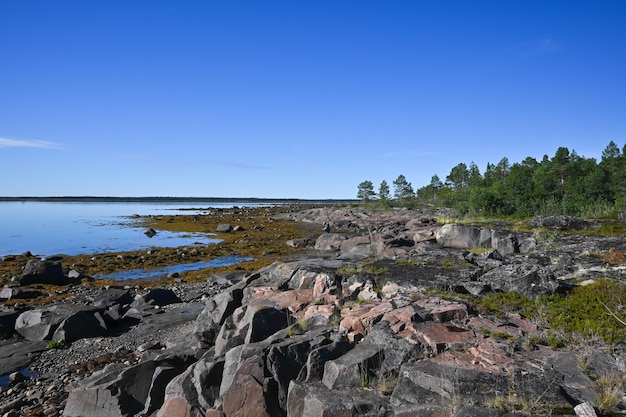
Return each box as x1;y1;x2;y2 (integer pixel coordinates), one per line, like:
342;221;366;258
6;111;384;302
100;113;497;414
0;286;41;300
0;310;19;339
238;301;289;344
259;258;344;291
52;309;107;343
63;352;195;417
287;380;391;417
214;312;245;357
548;352;599;405
221;354;270;417
299;336;353;382
314;233;347;251
436;224;492;250
391;359;508;409
362;321;422;376
195;284;244;345
216;224;232;233
435;224;535;255
15;304;106;342
479;263;562;299
322;343;385;390
219;344;277;417
0;340;48;377
91;288;133;308
219;344;267;397
160;352;225;414
391;358;572;413
135;288;182;307
266;329;331;409
340;235;382;258
19;259;66;286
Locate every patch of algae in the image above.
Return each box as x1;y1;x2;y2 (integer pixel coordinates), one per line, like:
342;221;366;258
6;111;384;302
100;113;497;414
0;205;324;304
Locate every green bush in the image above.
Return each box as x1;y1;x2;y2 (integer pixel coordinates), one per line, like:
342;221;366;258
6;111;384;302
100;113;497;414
540;279;626;344
426;279;626;345
474;291;537;320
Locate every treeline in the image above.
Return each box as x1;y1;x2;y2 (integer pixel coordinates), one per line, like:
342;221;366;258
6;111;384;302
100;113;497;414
357;141;626;218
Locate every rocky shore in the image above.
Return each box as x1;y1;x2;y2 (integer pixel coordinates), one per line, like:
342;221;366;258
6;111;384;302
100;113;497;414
1;205;625;416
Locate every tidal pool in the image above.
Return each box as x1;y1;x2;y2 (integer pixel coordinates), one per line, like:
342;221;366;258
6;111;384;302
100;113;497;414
93;256;253;280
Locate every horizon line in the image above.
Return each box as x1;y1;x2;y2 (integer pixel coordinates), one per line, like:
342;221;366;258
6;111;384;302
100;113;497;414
0;196;357;202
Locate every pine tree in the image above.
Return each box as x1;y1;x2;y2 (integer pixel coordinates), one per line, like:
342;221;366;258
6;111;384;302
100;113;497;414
357;180;376;201
393;175;414;199
378;180;391;201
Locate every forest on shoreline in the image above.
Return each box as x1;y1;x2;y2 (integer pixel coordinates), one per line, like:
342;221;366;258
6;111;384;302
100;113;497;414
358;140;626;218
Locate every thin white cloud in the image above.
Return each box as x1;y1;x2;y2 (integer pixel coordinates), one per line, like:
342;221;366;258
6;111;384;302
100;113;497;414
0;137;62;149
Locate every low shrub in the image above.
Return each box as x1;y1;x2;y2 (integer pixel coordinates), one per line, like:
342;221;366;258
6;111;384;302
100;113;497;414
540;279;626;344
287;318;308;337
474;291;537;320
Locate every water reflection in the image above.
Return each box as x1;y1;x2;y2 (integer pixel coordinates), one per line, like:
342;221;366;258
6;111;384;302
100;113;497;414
0;201;262;257
93;256;253;280
0;367;41;387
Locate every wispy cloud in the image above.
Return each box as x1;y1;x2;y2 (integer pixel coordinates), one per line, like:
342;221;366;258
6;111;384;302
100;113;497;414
0;137;62;149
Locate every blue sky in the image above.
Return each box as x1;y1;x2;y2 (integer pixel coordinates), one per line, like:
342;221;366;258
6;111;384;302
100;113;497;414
1;1;624;199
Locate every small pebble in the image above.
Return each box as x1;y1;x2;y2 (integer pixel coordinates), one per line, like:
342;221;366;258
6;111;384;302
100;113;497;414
43;407;58;416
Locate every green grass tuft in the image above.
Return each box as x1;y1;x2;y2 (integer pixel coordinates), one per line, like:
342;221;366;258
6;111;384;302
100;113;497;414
47;340;65;350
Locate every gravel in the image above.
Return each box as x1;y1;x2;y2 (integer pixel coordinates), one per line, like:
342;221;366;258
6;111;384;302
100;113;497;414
0;278;234;417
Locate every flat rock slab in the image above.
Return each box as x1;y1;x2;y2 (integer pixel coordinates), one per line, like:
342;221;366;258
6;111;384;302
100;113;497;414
288;380;391;417
411;322;476;353
322;343;385;389
129;303;205;340
0;340;48;377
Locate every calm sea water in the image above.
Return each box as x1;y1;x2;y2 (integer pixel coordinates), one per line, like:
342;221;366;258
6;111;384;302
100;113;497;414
0;201;266;258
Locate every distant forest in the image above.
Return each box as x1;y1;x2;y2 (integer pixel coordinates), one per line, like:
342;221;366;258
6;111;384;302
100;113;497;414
357;141;626;218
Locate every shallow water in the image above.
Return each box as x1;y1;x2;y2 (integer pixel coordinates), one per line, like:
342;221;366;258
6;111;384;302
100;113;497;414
0;201;266;257
94;255;253;280
0;367;40;387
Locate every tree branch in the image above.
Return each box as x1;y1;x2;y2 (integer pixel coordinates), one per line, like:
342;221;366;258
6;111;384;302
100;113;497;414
599;299;626;327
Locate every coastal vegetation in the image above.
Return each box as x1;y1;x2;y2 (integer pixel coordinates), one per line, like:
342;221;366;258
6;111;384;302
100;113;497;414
343;257;626;346
357;140;626;218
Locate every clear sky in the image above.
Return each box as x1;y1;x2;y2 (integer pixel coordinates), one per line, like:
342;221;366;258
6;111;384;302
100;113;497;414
1;1;624;199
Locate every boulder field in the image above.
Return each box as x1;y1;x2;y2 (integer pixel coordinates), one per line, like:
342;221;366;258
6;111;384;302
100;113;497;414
1;206;625;417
